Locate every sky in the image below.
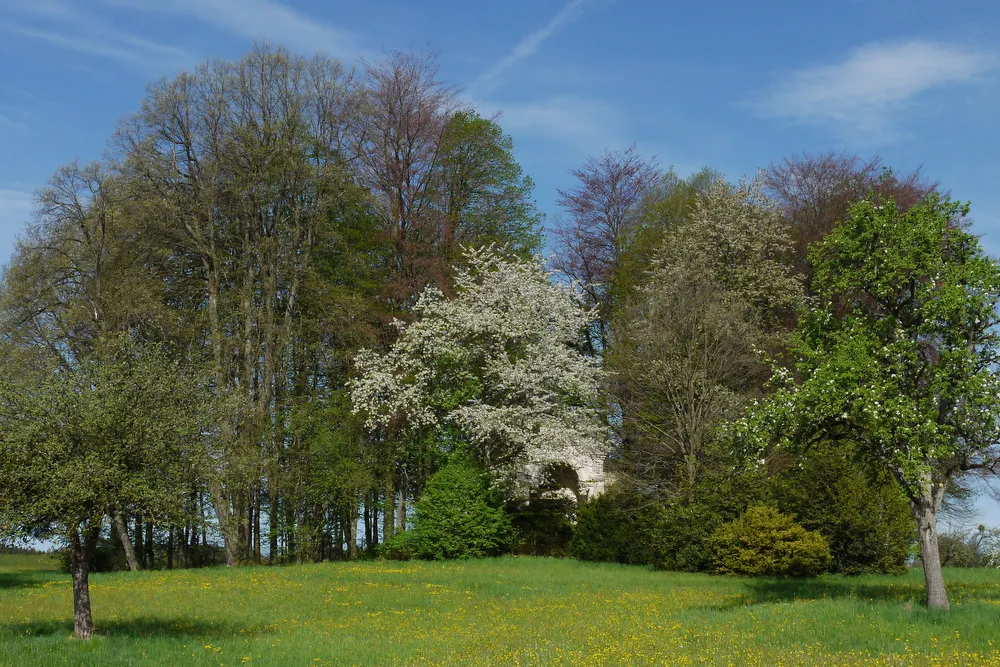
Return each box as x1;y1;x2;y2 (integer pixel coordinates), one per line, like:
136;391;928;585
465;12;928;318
3;0;1000;525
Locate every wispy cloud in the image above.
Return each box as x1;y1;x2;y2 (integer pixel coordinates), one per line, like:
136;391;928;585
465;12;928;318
101;0;371;62
481;95;623;154
471;0;597;96
752;40;998;134
2;1;190;72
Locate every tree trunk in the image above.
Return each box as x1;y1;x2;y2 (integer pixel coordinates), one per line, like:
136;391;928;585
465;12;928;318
348;503;359;560
383;481;395;543
269;490;278;564
915;500;949;610
144;521;154;569
167;527;174;570
363;495;372;550
208;482;238;566
113;514;139;571
372;490;379;546
69;525;98;640
134;516;143;569
254;490;262;562
395;488;407;533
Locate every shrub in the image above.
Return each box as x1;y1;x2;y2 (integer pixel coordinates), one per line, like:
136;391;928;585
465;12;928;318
388;460;514;560
709;505;831;576
510;496;576;557
571;484;664;565
654;502;723;572
772;443;912;574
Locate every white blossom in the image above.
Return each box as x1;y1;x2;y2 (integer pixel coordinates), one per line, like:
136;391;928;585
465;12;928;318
349;246;608;484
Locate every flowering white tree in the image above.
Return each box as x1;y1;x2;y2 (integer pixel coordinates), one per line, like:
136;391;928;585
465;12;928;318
350;246;607;492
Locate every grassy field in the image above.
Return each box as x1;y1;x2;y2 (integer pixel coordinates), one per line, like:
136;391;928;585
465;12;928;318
1;555;1000;665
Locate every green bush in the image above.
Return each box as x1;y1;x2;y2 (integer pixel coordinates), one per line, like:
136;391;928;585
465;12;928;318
653;502;723;572
570;484;664;565
772;444;913;574
384;460;513;560
510;496;575;557
710;505;831;576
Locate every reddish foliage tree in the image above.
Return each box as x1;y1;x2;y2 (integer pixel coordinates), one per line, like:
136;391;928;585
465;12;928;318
764;152;937;289
553;144;659;353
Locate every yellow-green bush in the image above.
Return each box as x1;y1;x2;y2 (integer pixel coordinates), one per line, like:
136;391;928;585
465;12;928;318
710;505;831;576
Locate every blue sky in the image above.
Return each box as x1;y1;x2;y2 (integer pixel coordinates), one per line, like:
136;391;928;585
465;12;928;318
3;0;1000;525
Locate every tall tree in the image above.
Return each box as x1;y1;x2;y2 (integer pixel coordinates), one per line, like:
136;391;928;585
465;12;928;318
553;145;658;353
356;49;458;307
764;151;936;286
740;194;1000;610
608;176;801;501
115;44;370;564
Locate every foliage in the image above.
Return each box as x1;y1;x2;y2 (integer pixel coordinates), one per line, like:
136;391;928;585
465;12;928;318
552;145;659;352
608;176;799;505
351;246;607;487
772;444;913;574
653;175;802;327
433;110;543;261
738;194;1000;607
0;336;208;539
385;460;513;560
570;484;665;565
709;506;831;577
509;496;576;557
764;152;936;284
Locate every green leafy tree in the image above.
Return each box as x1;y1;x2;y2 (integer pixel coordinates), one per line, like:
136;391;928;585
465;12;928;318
740;194;1000;609
608;176;801;503
0;336;208;638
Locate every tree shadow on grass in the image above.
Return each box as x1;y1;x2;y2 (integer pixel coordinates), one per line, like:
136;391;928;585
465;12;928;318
706;574;1000;610
0;571;62;590
1;617;268;640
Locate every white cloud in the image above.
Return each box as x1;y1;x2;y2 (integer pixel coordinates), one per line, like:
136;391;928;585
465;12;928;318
753;40;998;133
481;95;622;154
101;0;370;62
471;0;597;96
2;1;189;71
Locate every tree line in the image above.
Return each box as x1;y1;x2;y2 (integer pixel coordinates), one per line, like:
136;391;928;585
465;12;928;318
0;44;997;638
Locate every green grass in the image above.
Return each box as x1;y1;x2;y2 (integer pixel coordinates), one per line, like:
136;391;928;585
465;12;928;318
1;556;1000;665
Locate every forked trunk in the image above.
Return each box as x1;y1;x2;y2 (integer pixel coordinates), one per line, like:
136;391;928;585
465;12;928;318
69;525;98;639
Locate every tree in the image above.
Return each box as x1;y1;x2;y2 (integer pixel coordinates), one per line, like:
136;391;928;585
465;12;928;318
431;110;542;266
764;152;936;287
553;145;659;353
0;336;207;638
350;245;606;491
739;194;1000;609
608;177;801;501
356;49;458;307
116;44;376;564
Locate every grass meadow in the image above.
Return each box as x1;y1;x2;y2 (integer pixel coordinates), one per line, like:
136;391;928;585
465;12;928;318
2;554;1000;665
